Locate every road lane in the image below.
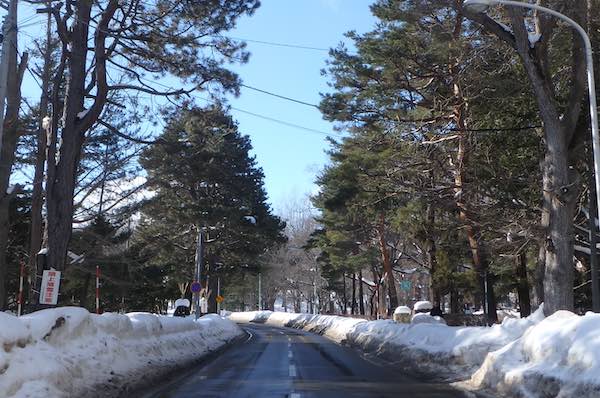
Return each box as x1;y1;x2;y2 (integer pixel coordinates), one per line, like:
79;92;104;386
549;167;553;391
140;323;472;398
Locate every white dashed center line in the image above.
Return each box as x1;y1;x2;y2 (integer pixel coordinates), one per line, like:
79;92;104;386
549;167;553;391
289;364;297;377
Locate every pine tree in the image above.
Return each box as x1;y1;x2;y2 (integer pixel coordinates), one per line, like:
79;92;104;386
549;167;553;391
137;105;286;312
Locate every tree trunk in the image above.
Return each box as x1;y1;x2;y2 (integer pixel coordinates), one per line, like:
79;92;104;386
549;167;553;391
453;103;497;324
46;2;91;272
451;10;498;324
516;253;532;317
377;213;399;313
342;272;347;314
378;278;387;318
358;269;365;315
534;242;546;308
369;288;377;318
282;290;287;312
80;272;91;310
351;273;356;315
0;48;27;309
425;203;440;303
508;7;585;315
207;271;218;314
46;2;118;272
450;288;459;314
29;11;52;302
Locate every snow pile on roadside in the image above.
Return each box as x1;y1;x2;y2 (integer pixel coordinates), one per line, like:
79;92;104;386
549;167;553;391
230;309;544;370
232;308;600;396
228;311;367;343
350;307;545;371
470;310;600;397
0;307;243;398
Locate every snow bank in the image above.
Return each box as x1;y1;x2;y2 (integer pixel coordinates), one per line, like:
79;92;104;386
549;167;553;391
410;312;446;325
470;310;600;397
229;309;546;388
230;309;543;372
0;307;243;398
232;307;600;396
413;300;433;312
229;311;365;343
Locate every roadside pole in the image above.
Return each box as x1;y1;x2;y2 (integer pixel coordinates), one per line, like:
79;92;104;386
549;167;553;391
194;229;204;320
17;260;24;316
258;273;262;310
313;281;317;315
217;277;221;314
589;165;600;311
96;266;100;314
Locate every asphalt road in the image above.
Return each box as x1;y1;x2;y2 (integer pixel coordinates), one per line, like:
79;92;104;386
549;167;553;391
140;323;472;398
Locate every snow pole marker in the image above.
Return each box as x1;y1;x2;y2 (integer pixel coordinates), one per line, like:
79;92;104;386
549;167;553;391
17;260;25;316
96;265;100;314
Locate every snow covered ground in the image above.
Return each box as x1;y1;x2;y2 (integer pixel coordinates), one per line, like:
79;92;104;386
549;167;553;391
229;307;600;397
0;307;243;398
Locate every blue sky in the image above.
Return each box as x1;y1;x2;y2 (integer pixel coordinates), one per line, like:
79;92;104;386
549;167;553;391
221;0;377;214
15;0;378;216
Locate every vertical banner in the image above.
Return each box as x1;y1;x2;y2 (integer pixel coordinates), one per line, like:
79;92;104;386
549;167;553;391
39;270;61;305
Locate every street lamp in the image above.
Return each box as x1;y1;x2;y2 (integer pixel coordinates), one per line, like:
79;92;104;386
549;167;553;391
464;0;600;310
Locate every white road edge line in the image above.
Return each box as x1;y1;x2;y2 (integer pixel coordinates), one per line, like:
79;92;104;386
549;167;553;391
289;364;297;377
244;329;254;343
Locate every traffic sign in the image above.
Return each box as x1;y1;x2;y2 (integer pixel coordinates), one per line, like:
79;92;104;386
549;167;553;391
400;280;412;291
191;281;201;293
216;295;224;304
40;270;61;305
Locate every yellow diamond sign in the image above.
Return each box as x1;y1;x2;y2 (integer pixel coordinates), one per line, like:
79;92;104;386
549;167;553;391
216;295;224;304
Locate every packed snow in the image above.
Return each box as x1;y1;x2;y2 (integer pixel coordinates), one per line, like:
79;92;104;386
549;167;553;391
0;307;243;398
393;305;411;315
528;32;542;48
229;306;600;397
413;300;433;311
410;312;446;325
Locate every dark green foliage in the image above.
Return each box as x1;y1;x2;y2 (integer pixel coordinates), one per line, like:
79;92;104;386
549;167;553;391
135;105;286;306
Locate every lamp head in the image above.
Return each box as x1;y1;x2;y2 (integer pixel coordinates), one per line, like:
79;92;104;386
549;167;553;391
463;0;492;13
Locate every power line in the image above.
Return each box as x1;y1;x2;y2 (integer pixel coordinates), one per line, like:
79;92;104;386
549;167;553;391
218;34;330;52
230;106;340;138
240;84;319;108
196;95;342;138
123;74;339;137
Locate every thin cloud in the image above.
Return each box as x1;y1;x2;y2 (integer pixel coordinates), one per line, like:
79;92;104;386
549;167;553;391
320;0;342;13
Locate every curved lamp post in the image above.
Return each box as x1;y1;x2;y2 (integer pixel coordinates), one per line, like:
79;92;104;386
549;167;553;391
464;0;600;310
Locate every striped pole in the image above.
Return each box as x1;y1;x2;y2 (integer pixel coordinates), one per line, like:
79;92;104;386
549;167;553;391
96;266;100;314
17;260;25;316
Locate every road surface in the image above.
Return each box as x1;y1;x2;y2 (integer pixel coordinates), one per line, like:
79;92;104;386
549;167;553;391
140;323;472;398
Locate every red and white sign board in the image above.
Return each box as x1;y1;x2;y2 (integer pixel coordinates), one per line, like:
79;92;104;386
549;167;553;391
40;270;61;305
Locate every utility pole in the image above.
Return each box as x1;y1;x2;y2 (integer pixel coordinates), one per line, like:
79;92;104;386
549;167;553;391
194;228;204;320
0;0;17;155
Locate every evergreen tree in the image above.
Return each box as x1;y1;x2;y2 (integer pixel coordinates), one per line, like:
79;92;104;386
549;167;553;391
137;105;285;311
